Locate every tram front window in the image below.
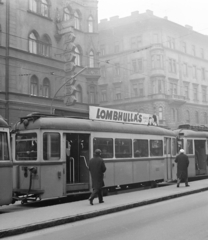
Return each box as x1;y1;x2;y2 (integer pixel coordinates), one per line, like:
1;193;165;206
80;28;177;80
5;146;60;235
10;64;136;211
16;133;37;161
0;132;9;161
43;132;60;160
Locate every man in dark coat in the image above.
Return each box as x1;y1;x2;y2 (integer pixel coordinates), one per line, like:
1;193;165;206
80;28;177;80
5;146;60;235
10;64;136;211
175;149;190;187
88;149;106;205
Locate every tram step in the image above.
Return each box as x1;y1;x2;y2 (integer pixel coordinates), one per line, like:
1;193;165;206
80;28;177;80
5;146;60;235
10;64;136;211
66;183;89;192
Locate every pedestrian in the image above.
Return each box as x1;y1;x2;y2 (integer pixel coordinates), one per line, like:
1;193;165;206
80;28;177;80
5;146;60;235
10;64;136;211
88;149;106;205
175;149;190;187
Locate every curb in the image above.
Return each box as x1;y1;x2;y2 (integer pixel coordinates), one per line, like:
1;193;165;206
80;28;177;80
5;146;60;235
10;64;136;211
1;187;208;238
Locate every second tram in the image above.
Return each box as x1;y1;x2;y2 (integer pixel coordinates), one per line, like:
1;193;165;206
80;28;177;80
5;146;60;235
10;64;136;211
0;116;13;206
11;113;177;202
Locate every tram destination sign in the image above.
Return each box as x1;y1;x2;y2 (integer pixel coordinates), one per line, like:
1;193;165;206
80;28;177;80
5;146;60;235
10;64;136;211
89;106;158;126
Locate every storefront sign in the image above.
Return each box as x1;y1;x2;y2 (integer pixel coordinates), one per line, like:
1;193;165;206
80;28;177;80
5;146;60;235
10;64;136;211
89;106;158;126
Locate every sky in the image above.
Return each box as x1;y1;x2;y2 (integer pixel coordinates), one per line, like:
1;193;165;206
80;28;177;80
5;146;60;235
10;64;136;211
98;0;208;35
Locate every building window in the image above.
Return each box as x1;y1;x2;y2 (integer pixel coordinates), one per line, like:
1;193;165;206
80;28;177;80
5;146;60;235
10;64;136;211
75;47;81;66
100;45;106;56
115;63;120;76
74;11;81;30
30;75;38;96
29;32;38;54
131;81;144;97
115;87;121;100
88;16;94;33
169;82;177;95
40;0;49;17
193;86;198;101
202;87;207;102
114;42;120;53
201;48;204;59
132;58;143;73
100;66;106;78
63;7;71;21
76;85;82;103
42;78;50;97
29;0;37;12
182;42;186;53
40;34;51;57
152;77;164;94
167;36;175;49
152;54;163;69
201;68;206;80
186;110;190;123
89;85;96;104
89;50;94;68
195;111;199;124
168;59;177;73
183;63;188;77
184;85;189;99
192;65;197;79
101;89;107;102
192;45;195;56
132;83;138;97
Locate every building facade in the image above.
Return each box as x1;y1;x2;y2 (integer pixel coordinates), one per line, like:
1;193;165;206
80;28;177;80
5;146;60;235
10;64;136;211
0;0;100;125
98;10;208;129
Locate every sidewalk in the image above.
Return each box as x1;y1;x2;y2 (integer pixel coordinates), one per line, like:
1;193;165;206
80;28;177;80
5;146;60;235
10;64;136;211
1;179;208;238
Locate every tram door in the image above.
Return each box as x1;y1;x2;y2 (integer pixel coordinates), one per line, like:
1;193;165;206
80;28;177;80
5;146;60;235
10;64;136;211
164;137;173;181
194;140;207;175
65;133;90;193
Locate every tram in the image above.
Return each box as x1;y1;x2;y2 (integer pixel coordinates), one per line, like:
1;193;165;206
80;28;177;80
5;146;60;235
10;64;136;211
11;110;177;203
175;124;208;178
0;116;13;206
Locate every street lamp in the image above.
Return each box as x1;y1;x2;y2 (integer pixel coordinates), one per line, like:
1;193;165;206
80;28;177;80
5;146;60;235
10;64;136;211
50;66;87;114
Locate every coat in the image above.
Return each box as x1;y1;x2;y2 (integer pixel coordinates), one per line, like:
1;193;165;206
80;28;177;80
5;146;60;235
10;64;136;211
89;156;106;189
175;153;189;179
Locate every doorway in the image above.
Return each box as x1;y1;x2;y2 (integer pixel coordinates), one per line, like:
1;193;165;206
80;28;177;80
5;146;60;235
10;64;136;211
194;140;207;175
65;133;90;192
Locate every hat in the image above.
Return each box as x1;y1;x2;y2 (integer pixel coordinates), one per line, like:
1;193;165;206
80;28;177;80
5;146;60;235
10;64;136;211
95;149;101;155
179;149;185;153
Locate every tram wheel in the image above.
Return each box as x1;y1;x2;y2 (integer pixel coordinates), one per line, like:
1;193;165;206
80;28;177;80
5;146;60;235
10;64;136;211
21;199;27;205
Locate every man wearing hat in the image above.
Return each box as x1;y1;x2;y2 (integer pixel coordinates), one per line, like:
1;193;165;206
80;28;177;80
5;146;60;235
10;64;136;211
175;149;190;187
88;149;106;205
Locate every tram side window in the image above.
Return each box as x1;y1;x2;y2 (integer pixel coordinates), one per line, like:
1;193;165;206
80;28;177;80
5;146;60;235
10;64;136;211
186;139;193;154
16;133;37;161
43;133;60;160
133;139;148;157
115;139;132;158
93;138;113;158
0;132;9;160
150;140;163;156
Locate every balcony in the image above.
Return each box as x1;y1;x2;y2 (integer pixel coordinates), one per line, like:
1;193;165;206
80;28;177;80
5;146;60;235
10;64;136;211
166;94;186;105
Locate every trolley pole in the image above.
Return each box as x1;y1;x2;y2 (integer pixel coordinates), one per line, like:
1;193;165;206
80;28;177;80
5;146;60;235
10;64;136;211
50;66;87;114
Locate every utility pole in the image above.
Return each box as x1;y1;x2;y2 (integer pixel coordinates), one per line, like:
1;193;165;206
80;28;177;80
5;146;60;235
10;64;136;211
5;0;10;123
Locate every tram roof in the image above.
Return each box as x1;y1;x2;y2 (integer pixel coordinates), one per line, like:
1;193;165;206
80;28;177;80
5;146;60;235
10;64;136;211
174;129;208;138
12;115;176;136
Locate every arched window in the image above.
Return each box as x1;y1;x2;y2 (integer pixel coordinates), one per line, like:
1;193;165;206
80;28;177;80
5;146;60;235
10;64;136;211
74;47;81;66
88;16;94;33
30;75;38;96
40;34;51;57
89;50;94;68
29;32;38;54
186;110;190;123
64;7;71;21
195;111;199;124
76;85;82;103
41;0;50;17
74;11;81;30
42;78;50;98
159;106;163;120
29;0;37;12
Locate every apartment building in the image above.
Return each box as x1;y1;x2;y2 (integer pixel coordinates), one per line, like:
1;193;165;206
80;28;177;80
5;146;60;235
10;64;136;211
98;10;208;129
0;0;100;125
